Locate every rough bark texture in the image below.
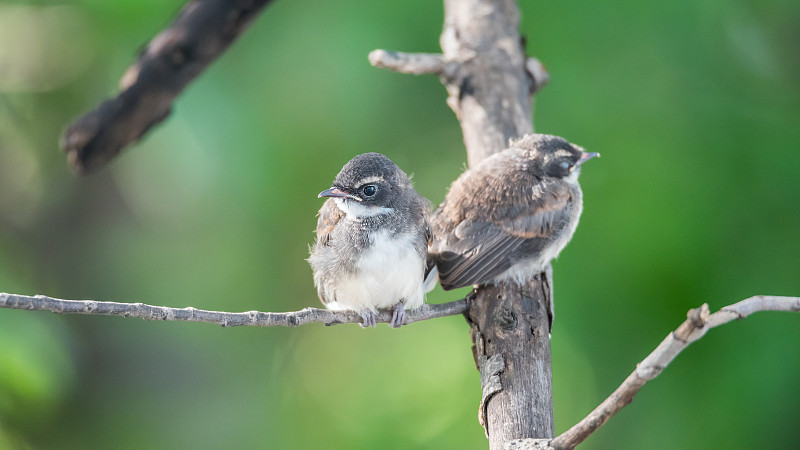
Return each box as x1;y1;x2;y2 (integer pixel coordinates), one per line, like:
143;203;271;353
468;282;555;444
438;0;553;447
60;0;275;174
441;0;536;167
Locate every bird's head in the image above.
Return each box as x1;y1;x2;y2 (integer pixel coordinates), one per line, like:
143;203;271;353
512;134;599;182
318;152;410;217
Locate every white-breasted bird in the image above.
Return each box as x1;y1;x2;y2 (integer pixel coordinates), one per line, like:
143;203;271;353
308;153;431;328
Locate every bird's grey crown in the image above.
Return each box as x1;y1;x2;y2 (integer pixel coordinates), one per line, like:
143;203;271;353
333;152;408;190
510;134;580;154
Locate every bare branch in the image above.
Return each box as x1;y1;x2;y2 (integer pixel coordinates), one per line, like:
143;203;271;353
0;292;468;328
525;57;549;95
60;0;275;174
439;0;536;168
507;295;800;450
368;50;451;76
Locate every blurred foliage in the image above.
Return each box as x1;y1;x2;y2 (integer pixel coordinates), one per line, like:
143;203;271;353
0;0;798;448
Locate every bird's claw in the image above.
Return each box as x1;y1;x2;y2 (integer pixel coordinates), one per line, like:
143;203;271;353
389;303;407;328
360;310;377;328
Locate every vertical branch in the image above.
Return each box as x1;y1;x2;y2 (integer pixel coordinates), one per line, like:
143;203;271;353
440;0;552;447
469;282;555;445
371;0;550;446
440;0;536;167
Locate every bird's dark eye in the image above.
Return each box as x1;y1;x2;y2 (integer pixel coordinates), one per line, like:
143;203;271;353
362;185;377;197
558;160;571;171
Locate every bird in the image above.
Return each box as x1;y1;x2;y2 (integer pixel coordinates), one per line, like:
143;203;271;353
308;152;432;328
428;133;598;291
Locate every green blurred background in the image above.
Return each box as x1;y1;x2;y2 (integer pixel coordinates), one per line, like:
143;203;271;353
1;0;798;448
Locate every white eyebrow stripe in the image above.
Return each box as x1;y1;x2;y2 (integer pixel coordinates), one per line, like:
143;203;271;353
554;149;572;158
357;176;384;185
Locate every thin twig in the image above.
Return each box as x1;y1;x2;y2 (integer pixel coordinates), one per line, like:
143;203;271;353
525;57;549;94
0;292;468;328
507;295;800;450
368;50;452;76
60;0;275;174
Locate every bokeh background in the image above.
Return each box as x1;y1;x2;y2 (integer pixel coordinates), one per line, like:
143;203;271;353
1;0;799;448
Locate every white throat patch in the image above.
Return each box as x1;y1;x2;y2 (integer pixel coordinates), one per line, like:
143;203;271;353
564;168;581;186
334;198;393;218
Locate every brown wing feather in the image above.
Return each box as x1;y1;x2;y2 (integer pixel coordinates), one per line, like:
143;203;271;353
316;199;344;246
435;222;525;290
496;181;572;239
432;175;574;290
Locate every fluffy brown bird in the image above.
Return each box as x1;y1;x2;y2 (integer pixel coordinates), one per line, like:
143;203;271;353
427;134;598;290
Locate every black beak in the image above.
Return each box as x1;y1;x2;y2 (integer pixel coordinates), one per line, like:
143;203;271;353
575;151;600;167
318;187;362;202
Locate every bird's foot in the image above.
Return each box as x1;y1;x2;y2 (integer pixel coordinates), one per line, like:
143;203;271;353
360;310;377;328
389;303;407;328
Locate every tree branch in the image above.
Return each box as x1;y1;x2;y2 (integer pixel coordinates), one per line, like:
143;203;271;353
506;296;800;450
368;50;451;76
0;292;468;328
60;0;275;174
370;1;554;447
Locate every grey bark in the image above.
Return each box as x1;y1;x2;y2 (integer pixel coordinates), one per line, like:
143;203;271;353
438;0;554;447
0;292;468;328
469;282;555;443
440;0;536;166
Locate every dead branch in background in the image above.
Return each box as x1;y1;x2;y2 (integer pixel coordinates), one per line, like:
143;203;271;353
60;0;275;174
0;292;468;327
